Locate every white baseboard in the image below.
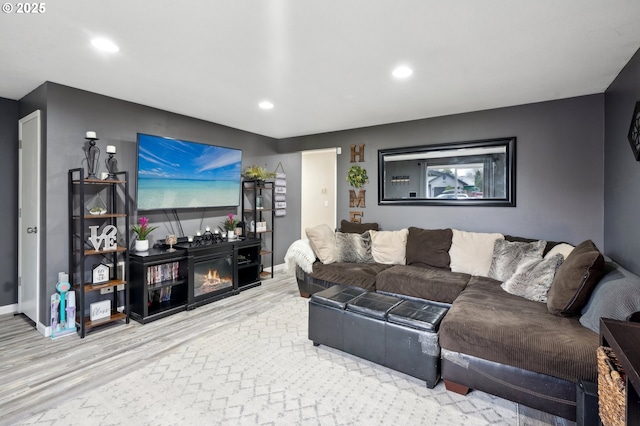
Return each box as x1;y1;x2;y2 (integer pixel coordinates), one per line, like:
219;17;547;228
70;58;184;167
39;323;50;337
1;304;49;337
0;303;17;316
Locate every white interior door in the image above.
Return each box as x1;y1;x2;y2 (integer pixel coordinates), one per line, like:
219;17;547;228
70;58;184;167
300;149;337;238
18;110;41;327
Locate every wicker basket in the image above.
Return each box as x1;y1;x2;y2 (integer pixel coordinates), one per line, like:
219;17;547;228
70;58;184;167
597;346;626;426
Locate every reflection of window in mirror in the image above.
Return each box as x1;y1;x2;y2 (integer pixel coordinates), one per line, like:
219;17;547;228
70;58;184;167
378;138;515;206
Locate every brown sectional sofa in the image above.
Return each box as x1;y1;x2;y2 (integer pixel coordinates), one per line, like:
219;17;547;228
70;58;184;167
292;221;640;422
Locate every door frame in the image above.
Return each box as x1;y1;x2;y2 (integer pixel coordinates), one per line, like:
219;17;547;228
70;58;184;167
300;148;338;238
18;110;43;333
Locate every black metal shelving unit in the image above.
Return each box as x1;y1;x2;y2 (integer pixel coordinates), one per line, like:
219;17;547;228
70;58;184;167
68;168;130;338
241;180;274;279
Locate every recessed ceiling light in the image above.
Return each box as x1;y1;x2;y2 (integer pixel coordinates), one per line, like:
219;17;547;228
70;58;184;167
392;66;413;79
91;38;120;53
259;101;274;110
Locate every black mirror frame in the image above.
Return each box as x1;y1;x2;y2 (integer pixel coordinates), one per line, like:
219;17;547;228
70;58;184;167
378;137;516;207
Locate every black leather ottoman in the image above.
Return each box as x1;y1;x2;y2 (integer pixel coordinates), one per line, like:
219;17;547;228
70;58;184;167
308;285;367;350
343;292;403;365
386;299;449;388
308;285;449;388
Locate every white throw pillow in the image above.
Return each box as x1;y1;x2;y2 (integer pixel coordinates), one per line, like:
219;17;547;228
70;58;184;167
449;229;504;276
369;229;408;264
305;224;337;264
544;243;575;260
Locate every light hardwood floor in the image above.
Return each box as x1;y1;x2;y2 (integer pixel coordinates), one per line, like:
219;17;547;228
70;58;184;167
0;272;573;425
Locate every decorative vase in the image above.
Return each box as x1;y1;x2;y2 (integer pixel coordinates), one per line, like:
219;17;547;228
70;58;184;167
227;230;235;240
135;239;149;252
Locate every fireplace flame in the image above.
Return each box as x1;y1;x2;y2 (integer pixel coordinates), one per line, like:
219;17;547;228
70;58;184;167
201;269;231;287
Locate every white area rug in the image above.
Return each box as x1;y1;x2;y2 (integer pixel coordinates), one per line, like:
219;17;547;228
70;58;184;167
19;296;528;425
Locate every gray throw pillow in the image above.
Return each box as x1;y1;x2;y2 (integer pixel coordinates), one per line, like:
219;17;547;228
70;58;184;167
501;254;564;302
580;261;640;333
335;231;374;263
488;239;546;282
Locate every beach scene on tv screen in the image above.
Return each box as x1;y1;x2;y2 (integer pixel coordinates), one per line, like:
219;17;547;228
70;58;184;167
137;134;242;210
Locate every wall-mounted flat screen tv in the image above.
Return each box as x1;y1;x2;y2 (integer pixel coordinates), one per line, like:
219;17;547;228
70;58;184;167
136;133;242;210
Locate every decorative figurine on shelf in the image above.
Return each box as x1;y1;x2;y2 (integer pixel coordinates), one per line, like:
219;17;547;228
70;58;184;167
105;145;118;180
222;214;239;240
83;131;100;179
88;225;118;251
132;216;158;252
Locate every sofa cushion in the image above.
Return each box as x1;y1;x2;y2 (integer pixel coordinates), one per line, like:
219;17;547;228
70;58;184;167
580;261;640;333
449;229;504;276
547;240;605;317
405;227;452;270
501;254;564;303
310;262;393;291
376;265;471;304
305;224;338;264
544;243;575;260
369;229;408;264
439;276;599;383
339;219;379;234
488;239;546;282
335;231;374;263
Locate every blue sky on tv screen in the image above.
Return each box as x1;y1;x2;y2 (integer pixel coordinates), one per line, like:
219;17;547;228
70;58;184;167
137;134;242;181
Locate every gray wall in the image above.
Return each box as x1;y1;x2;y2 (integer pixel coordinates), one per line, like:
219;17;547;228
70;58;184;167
0;97;18;308
279;95;605;247
1;81;618;315
604;47;640;274
17;82;302;322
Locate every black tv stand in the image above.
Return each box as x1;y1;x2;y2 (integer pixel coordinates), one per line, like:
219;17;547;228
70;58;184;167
130;238;261;323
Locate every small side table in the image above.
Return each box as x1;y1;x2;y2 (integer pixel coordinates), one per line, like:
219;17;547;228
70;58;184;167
600;318;640;425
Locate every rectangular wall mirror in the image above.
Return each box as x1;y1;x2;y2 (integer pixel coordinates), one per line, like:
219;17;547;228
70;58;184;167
378;137;516;206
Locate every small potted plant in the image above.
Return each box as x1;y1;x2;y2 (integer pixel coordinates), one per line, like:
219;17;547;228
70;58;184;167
222;214;240;240
241;164;276;183
131;217;158;251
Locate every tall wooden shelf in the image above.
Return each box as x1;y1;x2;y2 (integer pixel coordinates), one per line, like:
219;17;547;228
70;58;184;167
242;180;274;279
68;168;130;338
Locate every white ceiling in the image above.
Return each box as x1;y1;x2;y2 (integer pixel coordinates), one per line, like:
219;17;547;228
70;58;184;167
2;1;640;139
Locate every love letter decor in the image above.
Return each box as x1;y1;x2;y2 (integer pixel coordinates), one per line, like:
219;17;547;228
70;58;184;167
88;225;118;251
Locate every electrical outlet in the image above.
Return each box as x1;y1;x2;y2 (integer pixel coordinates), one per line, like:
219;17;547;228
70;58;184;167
100;286;114;295
117;284;125;291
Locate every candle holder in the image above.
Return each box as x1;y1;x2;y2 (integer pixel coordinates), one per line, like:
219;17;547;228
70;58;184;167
83;134;100;179
165;234;177;252
105;152;118;180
